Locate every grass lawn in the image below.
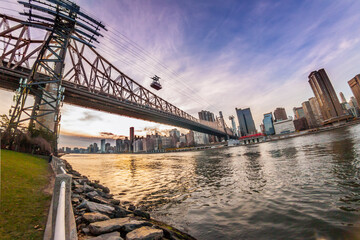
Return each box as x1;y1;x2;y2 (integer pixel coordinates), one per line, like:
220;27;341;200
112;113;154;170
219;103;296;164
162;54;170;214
0;150;52;240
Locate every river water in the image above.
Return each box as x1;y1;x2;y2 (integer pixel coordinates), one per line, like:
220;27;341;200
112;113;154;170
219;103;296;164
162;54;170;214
63;125;360;240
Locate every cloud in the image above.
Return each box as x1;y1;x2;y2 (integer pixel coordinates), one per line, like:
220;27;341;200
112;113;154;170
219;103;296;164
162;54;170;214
99;132;114;137
79;112;103;121
99;132;127;139
3;0;360;146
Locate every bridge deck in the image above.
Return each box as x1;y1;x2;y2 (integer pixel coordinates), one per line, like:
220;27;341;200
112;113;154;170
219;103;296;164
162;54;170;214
0;65;234;138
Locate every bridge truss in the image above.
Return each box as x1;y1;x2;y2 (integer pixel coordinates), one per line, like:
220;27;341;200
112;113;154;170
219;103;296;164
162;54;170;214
0;13;234;143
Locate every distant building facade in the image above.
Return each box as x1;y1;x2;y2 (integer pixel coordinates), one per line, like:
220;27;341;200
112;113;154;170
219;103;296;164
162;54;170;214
273;107;287;122
229;115;238;136
101;139;105;153
309;97;323;126
302;101;318;128
293;117;309;131
293;107;305;119
105;143;111;153
161;136;172;149
134;139;143;153
262;112;275;135
273;118;295;135
198;110;215;122
260;123;265;134
130;127;134;152
339;92;347;104
194;131;209;145
236;107;257;136
169;129;180;138
309;69;346;123
349;96;359;109
348;74;360;107
186;131;195;147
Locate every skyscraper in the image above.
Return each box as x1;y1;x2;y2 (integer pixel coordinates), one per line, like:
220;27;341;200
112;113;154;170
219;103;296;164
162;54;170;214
130;127;134;152
229;115;237;136
349;96;359;108
293;117;309;131
339;92;347;104
309;97;323;125
308;69;345;122
262;112;275;135
348;74;360;107
235;108;256;136
273;107;287;122
169;128;180;138
293;107;305;119
198;110;215;122
115;139;122;153
302;101;318;128
100;139;105;153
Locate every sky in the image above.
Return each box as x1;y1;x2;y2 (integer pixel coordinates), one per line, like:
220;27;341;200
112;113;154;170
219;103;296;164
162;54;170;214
1;0;360;148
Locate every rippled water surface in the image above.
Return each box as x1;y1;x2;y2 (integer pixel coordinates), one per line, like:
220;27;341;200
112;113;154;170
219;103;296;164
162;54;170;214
64;125;360;240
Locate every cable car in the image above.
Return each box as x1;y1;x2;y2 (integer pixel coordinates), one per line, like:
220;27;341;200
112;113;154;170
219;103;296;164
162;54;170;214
150;75;162;90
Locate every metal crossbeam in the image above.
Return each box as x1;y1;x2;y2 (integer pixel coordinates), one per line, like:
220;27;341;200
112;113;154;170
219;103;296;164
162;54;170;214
5;0;106;153
0;13;235;144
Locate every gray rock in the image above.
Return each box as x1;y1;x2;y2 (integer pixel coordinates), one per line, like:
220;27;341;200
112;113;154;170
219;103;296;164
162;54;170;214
84;183;95;192
75;216;83;225
110;199;121;205
72;193;82;198
125;226;163;240
87;191;100;199
128;205;136;211
92;196;112;205
88;231;124;240
83;212;110;223
89;217;151;235
96;190;112;199
74;187;84;194
77;223;86;231
133;210;150;219
114;206;130;218
92;182;110;193
82;227;90;235
102;186;110;193
78;200;115;216
78;178;89;184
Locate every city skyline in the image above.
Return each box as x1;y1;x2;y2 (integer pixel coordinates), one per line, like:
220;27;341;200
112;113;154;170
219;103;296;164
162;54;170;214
1;0;360;147
59;127;212;153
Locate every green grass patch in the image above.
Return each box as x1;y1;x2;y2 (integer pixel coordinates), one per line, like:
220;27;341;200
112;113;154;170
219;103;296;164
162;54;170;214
0;150;52;240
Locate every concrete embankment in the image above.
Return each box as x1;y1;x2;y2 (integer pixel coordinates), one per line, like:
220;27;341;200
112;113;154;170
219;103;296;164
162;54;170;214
62;160;196;240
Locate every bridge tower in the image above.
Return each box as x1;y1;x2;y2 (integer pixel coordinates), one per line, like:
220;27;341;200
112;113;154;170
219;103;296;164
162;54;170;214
8;0;106;153
219;111;229;140
229;115;237;136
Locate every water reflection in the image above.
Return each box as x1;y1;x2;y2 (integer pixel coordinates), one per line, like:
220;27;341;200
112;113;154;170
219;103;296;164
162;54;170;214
194;149;233;188
64;124;360;240
242;146;266;193
269;146;298;159
327;136;360;213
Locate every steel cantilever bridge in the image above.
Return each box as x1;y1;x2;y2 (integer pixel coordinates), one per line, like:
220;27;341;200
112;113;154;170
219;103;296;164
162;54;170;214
0;9;234;143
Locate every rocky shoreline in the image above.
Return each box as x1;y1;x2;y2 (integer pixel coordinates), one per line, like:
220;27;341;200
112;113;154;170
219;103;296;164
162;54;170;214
63;160;196;240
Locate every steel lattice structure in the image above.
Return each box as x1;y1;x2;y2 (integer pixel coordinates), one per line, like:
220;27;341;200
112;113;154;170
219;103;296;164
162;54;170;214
0;13;235;143
5;0;106;152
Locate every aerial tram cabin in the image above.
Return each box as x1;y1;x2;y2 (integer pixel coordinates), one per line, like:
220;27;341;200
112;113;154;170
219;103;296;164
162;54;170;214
150;75;162;90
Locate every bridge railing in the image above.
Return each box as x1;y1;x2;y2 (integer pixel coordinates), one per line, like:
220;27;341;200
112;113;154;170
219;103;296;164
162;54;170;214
44;156;77;240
